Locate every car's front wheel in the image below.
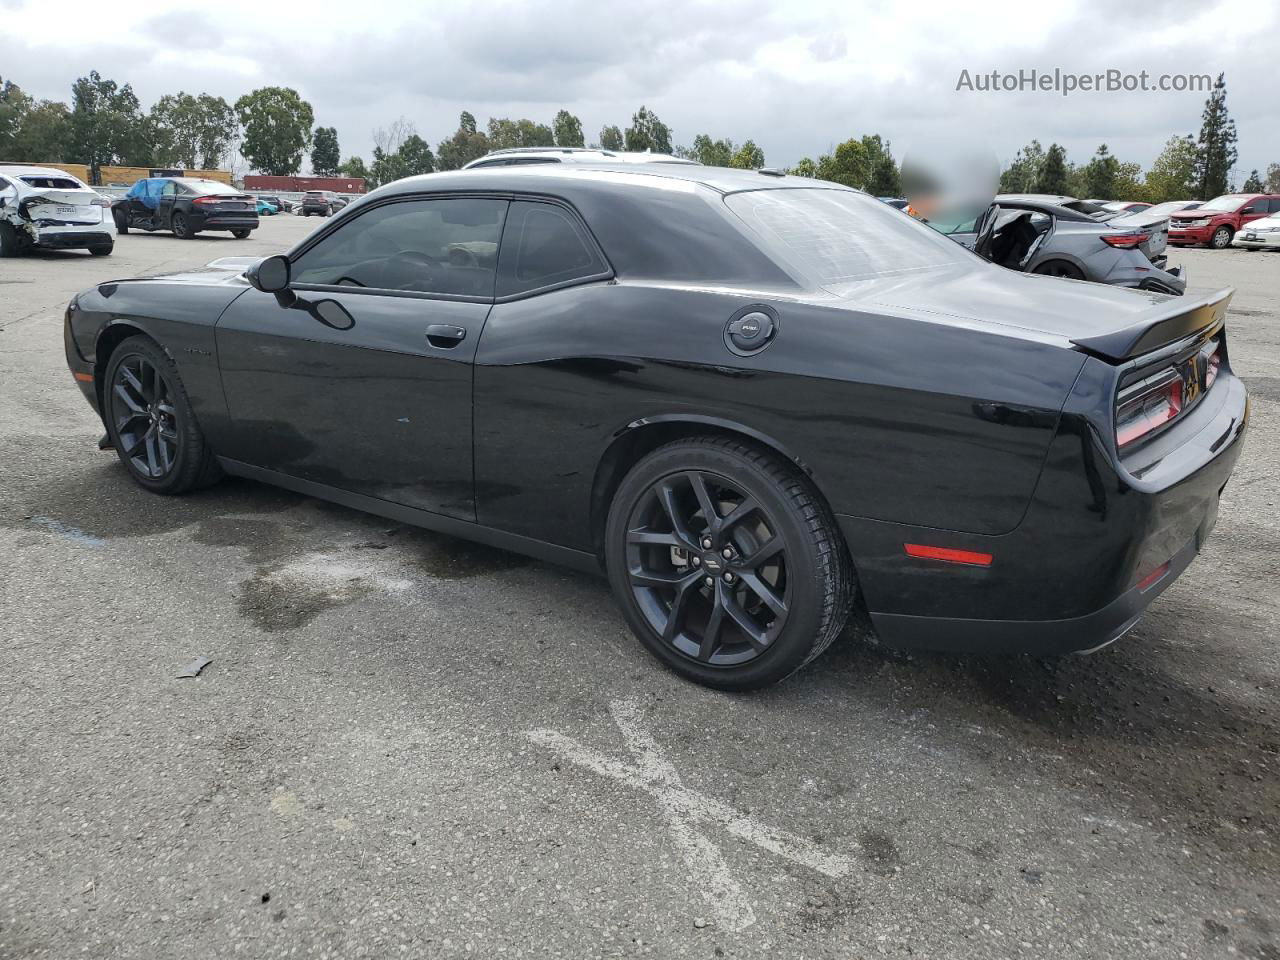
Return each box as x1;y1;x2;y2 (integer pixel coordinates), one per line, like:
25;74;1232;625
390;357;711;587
113;210;130;234
1211;226;1233;249
104;336;221;494
606;436;853;690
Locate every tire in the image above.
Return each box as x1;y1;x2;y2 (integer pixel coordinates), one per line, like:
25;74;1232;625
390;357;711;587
171;212;194;240
1032;260;1085;280
1210;226;1233;249
231;228;251;239
113;210;130;235
0;221;24;258
605;436;853;690
103;335;221;495
88;242;113;257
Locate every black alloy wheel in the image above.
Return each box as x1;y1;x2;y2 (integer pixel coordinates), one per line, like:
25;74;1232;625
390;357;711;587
232;228;251;239
607;436;853;690
109;353;180;481
625;469;789;666
172;212;193;239
103;337;221;494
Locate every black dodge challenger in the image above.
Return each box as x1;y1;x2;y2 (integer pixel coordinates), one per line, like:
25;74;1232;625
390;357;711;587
64;165;1248;689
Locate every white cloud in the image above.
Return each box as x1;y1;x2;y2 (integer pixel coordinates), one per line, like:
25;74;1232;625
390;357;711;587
3;0;1276;178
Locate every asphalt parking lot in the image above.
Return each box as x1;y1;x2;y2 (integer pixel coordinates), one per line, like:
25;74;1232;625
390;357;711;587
1;216;1278;959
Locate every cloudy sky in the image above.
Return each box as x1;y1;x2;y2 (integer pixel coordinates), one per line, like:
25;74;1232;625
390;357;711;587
2;0;1275;179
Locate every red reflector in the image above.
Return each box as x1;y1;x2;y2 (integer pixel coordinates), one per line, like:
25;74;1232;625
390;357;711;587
1136;561;1170;592
72;371;93;383
904;543;993;566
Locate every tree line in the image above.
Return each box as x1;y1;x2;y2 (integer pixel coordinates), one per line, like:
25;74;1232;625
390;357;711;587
997;75;1278;201
2;70;1273;200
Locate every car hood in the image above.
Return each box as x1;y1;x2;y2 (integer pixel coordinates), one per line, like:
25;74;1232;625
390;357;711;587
839;262;1230;359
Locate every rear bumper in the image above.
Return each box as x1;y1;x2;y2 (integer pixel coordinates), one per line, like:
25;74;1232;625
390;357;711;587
842;371;1248;656
36;230;112;250
192;213;258;231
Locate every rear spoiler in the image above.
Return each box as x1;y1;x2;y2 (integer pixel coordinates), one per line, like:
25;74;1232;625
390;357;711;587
1071;287;1233;361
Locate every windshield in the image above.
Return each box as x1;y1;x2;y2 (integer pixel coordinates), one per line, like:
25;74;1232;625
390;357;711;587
1199;195;1250;212
1145;201;1198;216
724;188;970;288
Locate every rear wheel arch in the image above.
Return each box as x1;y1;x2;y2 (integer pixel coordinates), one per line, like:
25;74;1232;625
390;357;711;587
589;415;829;561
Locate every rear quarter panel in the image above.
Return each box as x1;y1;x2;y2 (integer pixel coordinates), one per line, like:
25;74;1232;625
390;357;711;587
473;281;1086;552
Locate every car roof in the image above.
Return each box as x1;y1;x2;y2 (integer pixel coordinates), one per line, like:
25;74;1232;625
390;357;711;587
464;148;698;169
375;163;833;201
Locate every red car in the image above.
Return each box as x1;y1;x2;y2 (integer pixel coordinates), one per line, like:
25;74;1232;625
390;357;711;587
1168;193;1280;249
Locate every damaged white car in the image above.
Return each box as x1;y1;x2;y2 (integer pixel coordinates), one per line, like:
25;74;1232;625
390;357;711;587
0;165;114;258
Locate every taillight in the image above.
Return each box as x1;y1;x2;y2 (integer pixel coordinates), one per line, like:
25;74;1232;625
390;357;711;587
193;196;221;206
1102;231;1150;249
1116;368;1184;448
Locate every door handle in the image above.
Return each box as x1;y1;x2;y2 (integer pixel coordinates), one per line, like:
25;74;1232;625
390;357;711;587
426;323;467;348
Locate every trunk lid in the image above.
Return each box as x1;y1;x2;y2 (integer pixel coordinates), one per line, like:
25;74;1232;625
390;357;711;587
1109;209;1169;257
843;263;1231;361
20;187;105;225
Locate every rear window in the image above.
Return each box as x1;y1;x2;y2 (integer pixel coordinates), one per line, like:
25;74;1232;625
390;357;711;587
724;188;970;287
178;179;241;196
20;176;83;190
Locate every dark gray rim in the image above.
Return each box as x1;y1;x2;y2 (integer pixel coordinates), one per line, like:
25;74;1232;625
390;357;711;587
110;354;179;479
624;470;789;666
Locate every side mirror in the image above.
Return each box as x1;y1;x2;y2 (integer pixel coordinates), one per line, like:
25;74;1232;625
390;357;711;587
246;254;291;293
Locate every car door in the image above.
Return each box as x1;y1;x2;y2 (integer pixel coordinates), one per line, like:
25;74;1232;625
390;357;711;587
123;179;151;225
214;194;507;519
1238;198;1268;227
157;180;180;228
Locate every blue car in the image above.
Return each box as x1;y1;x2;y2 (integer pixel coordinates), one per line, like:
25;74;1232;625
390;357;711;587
255;198;279;216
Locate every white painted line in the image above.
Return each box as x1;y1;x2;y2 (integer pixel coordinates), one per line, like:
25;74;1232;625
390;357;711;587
525;698;858;931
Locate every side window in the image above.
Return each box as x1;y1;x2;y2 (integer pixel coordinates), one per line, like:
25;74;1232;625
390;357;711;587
291;197;507;298
497;200;608;298
161;181;176;197
1268;198;1280;214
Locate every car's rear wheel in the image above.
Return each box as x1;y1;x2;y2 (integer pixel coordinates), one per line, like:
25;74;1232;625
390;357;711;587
1032;260;1085;280
231;228;251;239
104;336;221;495
1210;226;1233;249
605;436;853;690
88;242;113;257
171;212;194;239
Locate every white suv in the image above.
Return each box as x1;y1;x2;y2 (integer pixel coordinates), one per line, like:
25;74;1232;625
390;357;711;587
463;147;698;170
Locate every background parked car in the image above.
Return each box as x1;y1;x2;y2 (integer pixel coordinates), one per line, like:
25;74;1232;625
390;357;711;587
1231;212;1280;250
938;195;1185;293
113;178;259;240
258;195;291;213
1137;200;1202;219
0;165;114;257
254;198;279;216
299;190;344;216
1168;193;1280;249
